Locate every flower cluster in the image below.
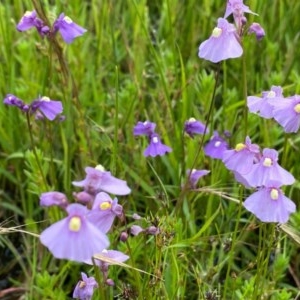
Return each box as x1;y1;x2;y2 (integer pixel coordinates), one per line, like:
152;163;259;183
247;86;300;133
40;165;131;263
198;0;265;63
133;121;172;157
17;10;86;44
222;137;296;223
3;94;63;121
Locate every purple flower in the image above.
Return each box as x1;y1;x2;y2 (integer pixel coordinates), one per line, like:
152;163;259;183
87;192;123;233
222;136;260;174
31;96;63;121
242;148;295;187
198;18;243;63
224;0;257;28
87;249;129;270
204;131;229;159
53;13;87;44
40;203;109;262
144;133;172;157
184;118;207;138
272;95;300;133
72;165;131;196
3;94;29;112
133;121;156;136
187;169;210;188
130;225;144;236
243;181;296;223
16;10;49;37
247;86;284;119
40;192;68;208
248;23;265;41
73;272;98;300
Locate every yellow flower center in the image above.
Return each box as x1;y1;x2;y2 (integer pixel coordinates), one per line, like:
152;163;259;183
24;11;32;17
188;117;196;122
212;27;222;38
63;16;73;24
263;157;272;167
267;91;276;98
294;104;300;113
100;201;112;210
41;96;50;102
270;189;279;200
235;143;246;151
69;216;82;232
79;281;86;289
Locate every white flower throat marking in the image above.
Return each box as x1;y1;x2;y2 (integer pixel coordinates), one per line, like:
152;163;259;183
212;27;222;38
263;157;272;167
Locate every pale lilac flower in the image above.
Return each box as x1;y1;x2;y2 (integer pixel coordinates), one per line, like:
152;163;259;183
40;203;109;263
224;0;257;28
187;169;210;188
133;121;156;136
247;86;283;119
40;192;68;208
146;226;160;235
73;272;98;300
184;118;207;138
87;249;129;269
198;18;243;63
87;192;123;233
72;165;131;196
242;148;295;187
222;136;260;174
248;23;265;41
31;96;63;120
272;95;300;133
3;94;29;112
204;131;229;159
16;10;49;37
244;181;296;223
130;225;144;236
144;133;172;157
53;13;87;44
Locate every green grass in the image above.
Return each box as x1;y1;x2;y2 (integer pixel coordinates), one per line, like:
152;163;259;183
1;0;300;299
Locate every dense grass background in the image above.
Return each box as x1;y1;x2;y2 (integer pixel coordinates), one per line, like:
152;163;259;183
1;0;300;299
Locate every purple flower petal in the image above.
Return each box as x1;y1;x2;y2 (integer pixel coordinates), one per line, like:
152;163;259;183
73;272;98;300
40;203;109;262
53;13;87;44
198;18;243;63
143;133;172;157
244;184;296;223
133;121;156;136
40;191;68;208
72;166;131;196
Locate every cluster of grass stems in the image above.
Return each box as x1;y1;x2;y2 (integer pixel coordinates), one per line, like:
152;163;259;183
1;0;300;299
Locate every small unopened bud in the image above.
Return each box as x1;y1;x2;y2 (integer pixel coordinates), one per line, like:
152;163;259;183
146;226;160;235
120;231;129;242
73;191;94;204
249;23;265;41
106;278;115;286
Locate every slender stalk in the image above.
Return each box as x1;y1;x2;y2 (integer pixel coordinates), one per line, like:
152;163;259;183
242;47;248;138
26;112;47;189
222;186;244;298
175;63;221;214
